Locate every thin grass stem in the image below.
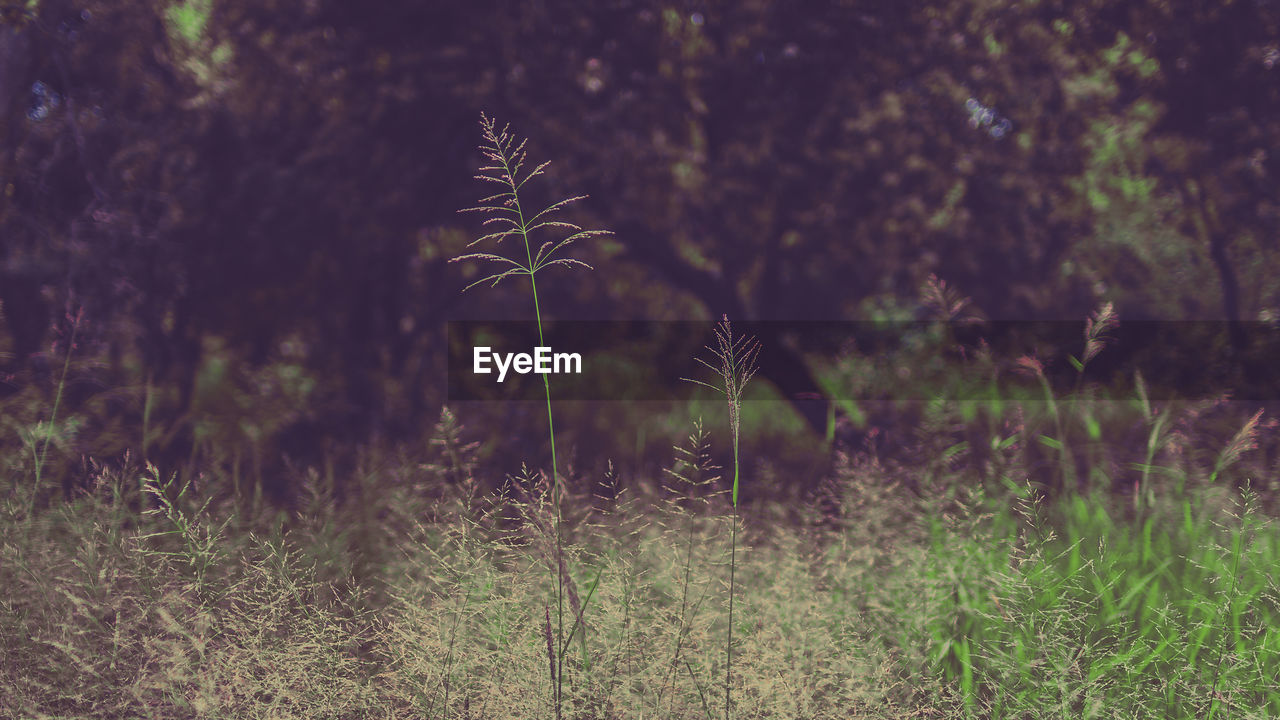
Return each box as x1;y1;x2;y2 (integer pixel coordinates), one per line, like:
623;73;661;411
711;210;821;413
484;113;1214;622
682;315;759;720
33;309;80;514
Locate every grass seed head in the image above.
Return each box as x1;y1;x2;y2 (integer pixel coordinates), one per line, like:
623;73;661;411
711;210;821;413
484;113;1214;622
684;315;761;439
451;113;609;293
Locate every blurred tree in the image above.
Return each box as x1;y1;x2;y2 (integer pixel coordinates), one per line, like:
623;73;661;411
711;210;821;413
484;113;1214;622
2;0;1276;498
1136;0;1279;338
1050;1;1280;335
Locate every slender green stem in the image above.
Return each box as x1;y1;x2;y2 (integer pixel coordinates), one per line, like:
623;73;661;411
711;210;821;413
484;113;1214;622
559;565;603;661
683;316;756;720
664;496;703;715
500;148;565;718
724;325;749;720
33;315;79;513
457;117;606;718
142;373;153;465
727;481;737;717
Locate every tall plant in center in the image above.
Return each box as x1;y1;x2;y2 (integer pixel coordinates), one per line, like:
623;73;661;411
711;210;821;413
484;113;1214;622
685;315;760;719
452;114;610;717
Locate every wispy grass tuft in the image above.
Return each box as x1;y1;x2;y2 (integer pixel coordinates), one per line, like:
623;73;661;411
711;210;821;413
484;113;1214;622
658;419;721;714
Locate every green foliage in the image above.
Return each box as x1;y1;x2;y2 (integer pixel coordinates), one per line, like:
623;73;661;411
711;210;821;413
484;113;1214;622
921;482;1280;718
164;0;211;45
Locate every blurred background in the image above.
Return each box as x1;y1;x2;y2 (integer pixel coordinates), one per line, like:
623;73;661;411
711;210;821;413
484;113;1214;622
2;0;1278;505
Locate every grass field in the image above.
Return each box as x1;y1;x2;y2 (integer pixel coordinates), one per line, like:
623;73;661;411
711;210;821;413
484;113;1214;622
3;424;1278;719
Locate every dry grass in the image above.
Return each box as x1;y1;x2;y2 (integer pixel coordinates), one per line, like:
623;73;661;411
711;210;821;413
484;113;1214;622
4;410;1280;718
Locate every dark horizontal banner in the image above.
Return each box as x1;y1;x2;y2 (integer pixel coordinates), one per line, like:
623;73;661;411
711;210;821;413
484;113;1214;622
446;320;1280;402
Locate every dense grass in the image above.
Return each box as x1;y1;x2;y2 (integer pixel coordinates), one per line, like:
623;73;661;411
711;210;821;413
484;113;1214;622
3;417;1279;719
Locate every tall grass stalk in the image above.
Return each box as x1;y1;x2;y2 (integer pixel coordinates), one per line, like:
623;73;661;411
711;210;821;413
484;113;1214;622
684;315;759;720
1016;302;1116;495
142;373;154;465
660;420;720;714
453;113;610;718
32;308;81;514
1132;370;1175;515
